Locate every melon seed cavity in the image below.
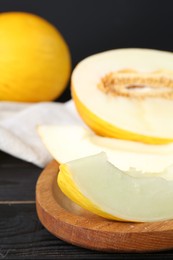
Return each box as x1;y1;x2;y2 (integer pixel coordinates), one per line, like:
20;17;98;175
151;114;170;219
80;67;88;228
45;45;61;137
98;69;173;99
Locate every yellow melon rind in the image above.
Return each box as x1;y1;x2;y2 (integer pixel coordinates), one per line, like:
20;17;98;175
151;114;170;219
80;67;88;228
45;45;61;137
58;164;125;221
72;86;173;145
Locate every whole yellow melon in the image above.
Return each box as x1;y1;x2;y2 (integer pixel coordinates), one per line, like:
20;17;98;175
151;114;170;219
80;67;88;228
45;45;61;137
0;12;71;102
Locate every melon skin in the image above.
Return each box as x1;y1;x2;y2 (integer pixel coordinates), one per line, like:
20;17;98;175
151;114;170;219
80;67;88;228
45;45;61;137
0;12;71;102
71;48;173;144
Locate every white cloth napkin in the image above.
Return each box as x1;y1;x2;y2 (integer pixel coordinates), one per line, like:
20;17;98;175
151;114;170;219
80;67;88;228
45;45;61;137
0;100;84;167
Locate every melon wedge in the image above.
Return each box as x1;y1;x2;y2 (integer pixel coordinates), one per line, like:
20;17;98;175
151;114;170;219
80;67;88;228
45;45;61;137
71;48;173;144
58;152;173;222
37;125;173;175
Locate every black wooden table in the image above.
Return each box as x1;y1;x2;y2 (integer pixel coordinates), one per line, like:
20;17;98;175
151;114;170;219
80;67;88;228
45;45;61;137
1;150;173;259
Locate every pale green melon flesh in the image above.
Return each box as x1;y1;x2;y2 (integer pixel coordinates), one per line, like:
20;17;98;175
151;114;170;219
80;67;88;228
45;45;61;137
66;153;173;222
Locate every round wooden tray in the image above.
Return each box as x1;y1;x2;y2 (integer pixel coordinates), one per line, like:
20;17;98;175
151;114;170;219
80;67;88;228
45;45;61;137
36;160;173;253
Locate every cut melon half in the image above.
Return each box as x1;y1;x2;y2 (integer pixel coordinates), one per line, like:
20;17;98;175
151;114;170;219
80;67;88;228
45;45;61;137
58;152;173;222
71;48;173;144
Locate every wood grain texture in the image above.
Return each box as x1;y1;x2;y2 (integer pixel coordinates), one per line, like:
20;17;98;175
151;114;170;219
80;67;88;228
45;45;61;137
0;204;172;260
0;204;95;259
1;151;173;258
36;160;173;253
0;152;42;201
0;205;148;260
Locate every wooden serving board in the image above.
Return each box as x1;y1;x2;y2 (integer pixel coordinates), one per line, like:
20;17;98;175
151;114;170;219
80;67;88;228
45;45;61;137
36;160;173;253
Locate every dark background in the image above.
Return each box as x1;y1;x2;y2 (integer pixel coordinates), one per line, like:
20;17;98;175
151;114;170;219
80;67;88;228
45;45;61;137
1;2;173;258
1;0;173;101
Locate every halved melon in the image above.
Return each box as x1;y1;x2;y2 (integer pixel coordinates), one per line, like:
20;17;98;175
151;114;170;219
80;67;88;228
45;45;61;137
37;125;173;175
58;152;173;222
71;48;173;144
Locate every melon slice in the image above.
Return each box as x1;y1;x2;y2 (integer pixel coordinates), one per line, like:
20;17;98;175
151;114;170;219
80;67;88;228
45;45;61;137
37;125;173;175
58;152;173;222
71;48;173;144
